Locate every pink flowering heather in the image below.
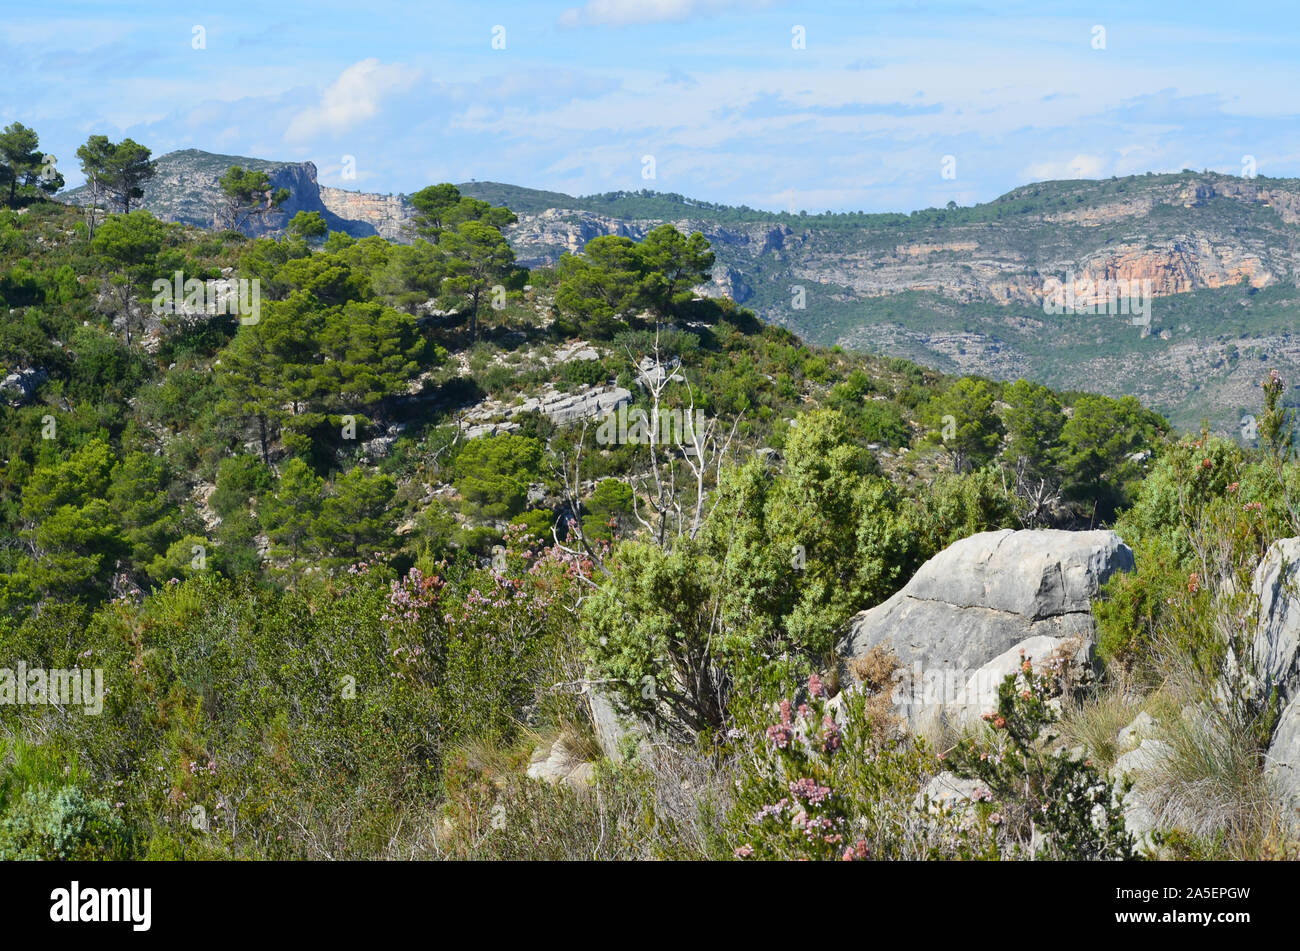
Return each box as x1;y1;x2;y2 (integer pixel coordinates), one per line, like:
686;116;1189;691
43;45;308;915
766;723;794;749
820;714;842;753
790;777;833;806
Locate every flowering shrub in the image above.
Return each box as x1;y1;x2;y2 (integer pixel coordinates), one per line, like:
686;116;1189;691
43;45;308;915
383;527;576;745
726;672;995;860
729;675;866;860
945;656;1137;860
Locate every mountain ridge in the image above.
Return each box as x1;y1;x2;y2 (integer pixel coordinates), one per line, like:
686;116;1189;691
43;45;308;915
60;148;1300;433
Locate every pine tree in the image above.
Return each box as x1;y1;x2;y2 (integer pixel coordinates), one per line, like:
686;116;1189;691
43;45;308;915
261;457;324;563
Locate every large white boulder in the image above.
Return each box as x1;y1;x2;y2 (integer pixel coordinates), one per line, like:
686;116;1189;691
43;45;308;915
839;529;1134;729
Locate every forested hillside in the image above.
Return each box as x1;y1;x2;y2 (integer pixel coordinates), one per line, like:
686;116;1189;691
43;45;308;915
58;146;1300;437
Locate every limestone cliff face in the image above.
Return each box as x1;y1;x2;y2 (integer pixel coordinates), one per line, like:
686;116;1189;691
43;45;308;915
505;209;654;265
502;210;795;305
1072;241;1273;298
318;186;416;242
505;209;798;269
60;149;415;242
485;172;1300;323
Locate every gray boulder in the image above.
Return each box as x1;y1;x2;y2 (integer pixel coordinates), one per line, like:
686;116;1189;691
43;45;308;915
1117;711;1158;751
839;529;1133;728
588;688;637;761
1266;695;1300;829
915;771;990;814
1110;737;1174;847
1248;538;1300;706
1;366;48;405
843;529;1133;672
1112;738;1173;780
942;634;1092;728
1232;538;1300;830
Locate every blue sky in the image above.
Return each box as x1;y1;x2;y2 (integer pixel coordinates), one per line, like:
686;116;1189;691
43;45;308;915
6;1;1300;213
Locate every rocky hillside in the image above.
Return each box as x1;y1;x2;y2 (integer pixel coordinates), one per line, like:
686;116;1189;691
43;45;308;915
60;151;1300;432
61;148;416;241
458;173;1300;434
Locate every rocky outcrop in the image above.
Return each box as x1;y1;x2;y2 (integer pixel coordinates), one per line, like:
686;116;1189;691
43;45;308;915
1110;730;1174;847
504;208;655;267
522;385;632;426
1070;241;1274;300
1247;538;1300;706
461;383;632;439
588;688;637;761
842;529;1133;668
699;264;753;303
1266;699;1300;827
839;529;1134;729
1246;538;1300;827
499;208;799;276
60;148;413;241
319;186;415;242
915;771;990;820
1;366;48;405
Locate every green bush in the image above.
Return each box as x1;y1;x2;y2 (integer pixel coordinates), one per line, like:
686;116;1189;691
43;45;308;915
0;785;131;860
945;663;1137;860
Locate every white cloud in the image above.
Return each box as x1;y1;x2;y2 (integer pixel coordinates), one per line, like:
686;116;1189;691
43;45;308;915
1024;154;1106;181
559;0;773;28
285;58;420;141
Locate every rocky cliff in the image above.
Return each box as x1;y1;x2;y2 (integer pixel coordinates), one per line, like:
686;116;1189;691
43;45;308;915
461;172;1300;434
61;149;415;241
469;173;1298;312
318;186;415;242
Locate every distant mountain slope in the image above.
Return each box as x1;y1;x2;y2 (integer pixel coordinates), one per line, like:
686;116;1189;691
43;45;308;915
459;173;1300;434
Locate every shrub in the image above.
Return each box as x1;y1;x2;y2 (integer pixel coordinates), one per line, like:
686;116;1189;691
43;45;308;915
727;676;864;860
0;785;131;861
453;433;542;519
726;675;987;860
945;659;1137;860
562;358;608;387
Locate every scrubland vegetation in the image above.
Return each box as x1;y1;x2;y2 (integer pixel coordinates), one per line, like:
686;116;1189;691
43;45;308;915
0;125;1296;860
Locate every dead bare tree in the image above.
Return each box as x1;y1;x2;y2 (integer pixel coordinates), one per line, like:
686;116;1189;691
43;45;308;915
425;412;465;479
548;418;611;584
1003;456;1062;528
621;327;740;547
